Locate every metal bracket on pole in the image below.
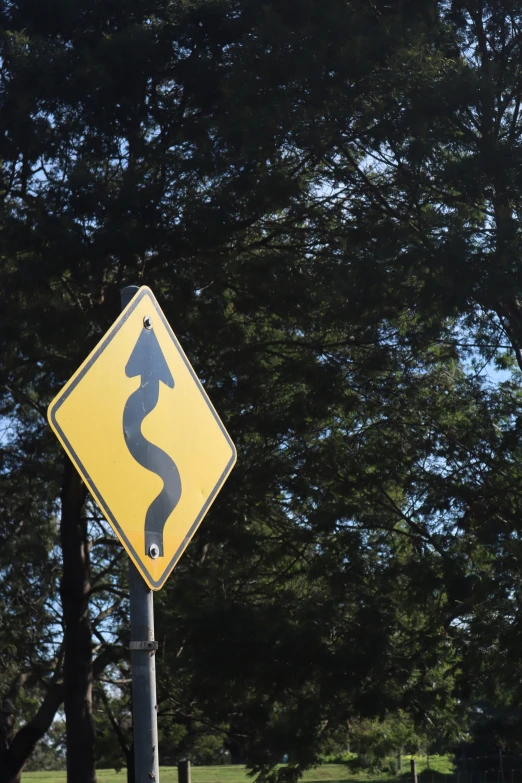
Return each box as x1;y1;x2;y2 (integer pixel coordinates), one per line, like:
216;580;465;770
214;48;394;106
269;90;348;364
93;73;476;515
129;641;159;652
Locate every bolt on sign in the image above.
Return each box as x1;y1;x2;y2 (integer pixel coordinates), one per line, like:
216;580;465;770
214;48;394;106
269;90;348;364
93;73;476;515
48;286;237;589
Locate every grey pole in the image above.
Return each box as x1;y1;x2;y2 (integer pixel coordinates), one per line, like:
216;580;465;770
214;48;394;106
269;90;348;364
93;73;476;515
121;285;160;783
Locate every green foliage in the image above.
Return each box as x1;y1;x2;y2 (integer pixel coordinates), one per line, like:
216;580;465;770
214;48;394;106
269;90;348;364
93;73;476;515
93;693;130;773
24;720;66;772
347;714;426;772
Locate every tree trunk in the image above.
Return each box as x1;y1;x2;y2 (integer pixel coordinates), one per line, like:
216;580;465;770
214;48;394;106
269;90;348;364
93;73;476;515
126;743;135;783
0;683;64;783
60;459;96;783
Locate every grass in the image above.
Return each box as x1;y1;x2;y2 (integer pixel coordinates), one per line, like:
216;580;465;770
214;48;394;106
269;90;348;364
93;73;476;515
24;765;357;783
22;756;455;783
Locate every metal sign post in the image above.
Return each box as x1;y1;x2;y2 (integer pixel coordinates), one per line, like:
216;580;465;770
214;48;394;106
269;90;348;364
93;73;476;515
122;286;160;782
129;560;160;782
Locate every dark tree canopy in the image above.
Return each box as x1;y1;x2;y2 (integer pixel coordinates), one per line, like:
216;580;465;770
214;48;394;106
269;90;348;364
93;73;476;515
3;0;522;780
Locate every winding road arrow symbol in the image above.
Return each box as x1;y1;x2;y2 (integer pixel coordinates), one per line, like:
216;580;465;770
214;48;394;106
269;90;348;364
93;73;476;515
123;324;182;558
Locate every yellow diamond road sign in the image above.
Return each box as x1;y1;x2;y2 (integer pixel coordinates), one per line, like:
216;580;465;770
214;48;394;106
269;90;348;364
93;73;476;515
48;286;236;590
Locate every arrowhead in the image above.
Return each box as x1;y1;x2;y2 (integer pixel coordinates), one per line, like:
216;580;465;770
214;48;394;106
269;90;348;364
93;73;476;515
125;327;174;388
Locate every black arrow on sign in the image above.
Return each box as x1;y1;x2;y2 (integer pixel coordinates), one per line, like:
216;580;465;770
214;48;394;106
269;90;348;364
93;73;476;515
123;324;182;558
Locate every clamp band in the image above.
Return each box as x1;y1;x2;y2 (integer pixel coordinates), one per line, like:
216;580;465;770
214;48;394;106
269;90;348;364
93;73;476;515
129;641;158;651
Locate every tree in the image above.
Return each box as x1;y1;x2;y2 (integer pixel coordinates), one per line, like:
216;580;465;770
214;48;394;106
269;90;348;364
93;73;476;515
1;0;451;777
154;346;499;780
5;1;522;780
296;0;522;739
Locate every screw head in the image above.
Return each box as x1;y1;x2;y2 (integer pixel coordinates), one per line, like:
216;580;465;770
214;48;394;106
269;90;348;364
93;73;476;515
143;315;153;330
148;543;160;559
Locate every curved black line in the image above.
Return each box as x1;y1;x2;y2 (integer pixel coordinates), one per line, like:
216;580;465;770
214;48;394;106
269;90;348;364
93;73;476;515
123;386;182;557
